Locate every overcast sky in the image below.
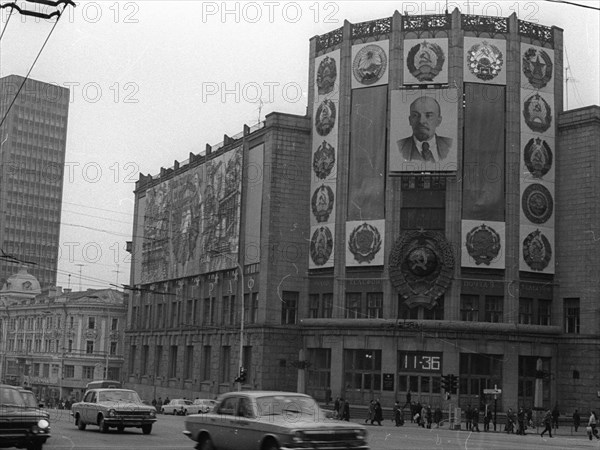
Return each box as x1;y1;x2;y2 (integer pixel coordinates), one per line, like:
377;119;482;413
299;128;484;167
0;1;598;291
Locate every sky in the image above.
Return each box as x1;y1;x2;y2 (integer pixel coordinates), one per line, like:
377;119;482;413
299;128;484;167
0;0;598;291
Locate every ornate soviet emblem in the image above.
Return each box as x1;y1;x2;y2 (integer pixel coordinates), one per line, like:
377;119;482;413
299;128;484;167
348;222;382;264
389;230;454;308
522;183;553;224
315;99;336;136
523;229;552;271
524;137;553;178
313;141;335;180
523;93;552;133
310;226;333;266
311;185;334;223
523;48;553;89
407;41;445;82
466;41;504;81
316;56;337;95
352;44;387;85
465;224;501;266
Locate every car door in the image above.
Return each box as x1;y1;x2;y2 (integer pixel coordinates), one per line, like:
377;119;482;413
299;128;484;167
231;396;262;450
210;396;240;449
81;391;96;424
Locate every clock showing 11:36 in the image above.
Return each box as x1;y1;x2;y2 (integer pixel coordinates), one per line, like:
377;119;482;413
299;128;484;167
398;351;443;373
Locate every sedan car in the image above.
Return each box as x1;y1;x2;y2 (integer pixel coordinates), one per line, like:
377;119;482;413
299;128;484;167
161;398;193;415
191;398;216;414
0;384;51;450
183;391;369;450
71;388;157;434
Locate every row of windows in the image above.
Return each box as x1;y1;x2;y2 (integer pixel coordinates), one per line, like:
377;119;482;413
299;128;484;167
6;338;118;355
3;316;118;331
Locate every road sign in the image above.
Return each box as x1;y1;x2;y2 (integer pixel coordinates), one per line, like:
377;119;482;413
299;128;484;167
483;388;502;395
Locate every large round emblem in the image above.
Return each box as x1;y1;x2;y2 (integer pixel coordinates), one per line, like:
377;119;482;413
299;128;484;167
353;44;387;85
315;100;336;136
310;226;333;266
522;184;553;224
522;48;553;89
524;137;553;178
405;247;438;277
523;93;552;133
466;41;504;81
316;56;337;95
348;223;382;264
313;141;335;180
311;185;334;223
407;41;445;82
523;229;552;271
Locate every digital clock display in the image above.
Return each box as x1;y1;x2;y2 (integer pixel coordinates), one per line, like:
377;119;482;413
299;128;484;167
398;351;443;373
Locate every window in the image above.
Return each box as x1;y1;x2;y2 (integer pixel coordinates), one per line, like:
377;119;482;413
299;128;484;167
88;317;95;329
366;293;383;318
309;294;320;318
168;346;178;378
484;296;503;323
460;294;479;321
86;340;94;354
184;345;194;380
141;345;148;375
242;346;252;382
519;298;534;324
248;293;258;324
345;292;362;319
110;342;117;355
564;298;580;334
281;291;298;325
130;345;137;376
307;348;331;389
64;365;74;378
323;293;333;318
82;366;95;379
221;346;231;383
538;300;551;326
223;296;231;325
43;364;49;377
111;317;118;331
343;349;382;391
67;339;73;353
202;346;212;381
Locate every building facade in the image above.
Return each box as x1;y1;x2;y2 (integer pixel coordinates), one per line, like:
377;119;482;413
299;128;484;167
0;75;69;288
124;9;600;415
0;267;127;404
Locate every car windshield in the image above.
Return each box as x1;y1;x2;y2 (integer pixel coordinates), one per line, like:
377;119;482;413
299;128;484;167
20;391;38;407
98;390;141;403
256;395;319;416
0;387;26;407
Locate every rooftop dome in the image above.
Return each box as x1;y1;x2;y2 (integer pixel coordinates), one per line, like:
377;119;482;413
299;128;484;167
1;266;42;296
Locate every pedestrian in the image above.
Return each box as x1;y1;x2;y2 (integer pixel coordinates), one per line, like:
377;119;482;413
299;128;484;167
338;398;346;420
410;401;417;423
403;390;412;409
342;398;350;422
156;397;163;413
483;408;491;432
526;407;533;429
426;405;432;429
465;404;472;431
152;398;157;408
433;406;442;428
334;397;340;418
393;401;404;426
471;406;480;432
551;403;560;429
420;404;427;428
365;400;374;424
517;407;526;435
573;409;581;432
164;396;170;405
540;409;553;438
372;399;383;426
505;408;515;433
588;411;600;440
325;387;332;406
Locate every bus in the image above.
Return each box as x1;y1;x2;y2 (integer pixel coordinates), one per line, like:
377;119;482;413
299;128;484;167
85;380;122;390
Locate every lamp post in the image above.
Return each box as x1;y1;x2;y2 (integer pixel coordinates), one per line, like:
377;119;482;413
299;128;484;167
209;250;244;391
0;298;9;384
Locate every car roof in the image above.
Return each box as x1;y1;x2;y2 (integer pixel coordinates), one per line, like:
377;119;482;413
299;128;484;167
89;388;135;392
220;391;312;399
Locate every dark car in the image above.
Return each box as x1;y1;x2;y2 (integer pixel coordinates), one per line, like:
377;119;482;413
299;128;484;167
0;384;51;450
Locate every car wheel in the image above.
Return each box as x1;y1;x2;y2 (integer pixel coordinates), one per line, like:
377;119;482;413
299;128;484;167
99;416;109;433
141;424;153;435
76;415;86;431
199;436;215;450
117;426;125;433
263;438;280;450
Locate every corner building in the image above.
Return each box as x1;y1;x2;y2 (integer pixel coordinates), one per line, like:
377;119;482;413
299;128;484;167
125;9;600;414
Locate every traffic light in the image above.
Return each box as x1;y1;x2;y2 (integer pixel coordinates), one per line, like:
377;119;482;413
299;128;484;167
441;374;450;392
234;367;247;384
450;375;458;394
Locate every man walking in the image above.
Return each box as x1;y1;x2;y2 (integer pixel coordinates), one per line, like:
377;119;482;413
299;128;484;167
541;409;553;438
573;409;581;432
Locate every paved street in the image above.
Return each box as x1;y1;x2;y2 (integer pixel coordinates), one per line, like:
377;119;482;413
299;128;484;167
42;408;600;450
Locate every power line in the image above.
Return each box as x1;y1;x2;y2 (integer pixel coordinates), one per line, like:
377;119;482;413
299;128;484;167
544;0;600;11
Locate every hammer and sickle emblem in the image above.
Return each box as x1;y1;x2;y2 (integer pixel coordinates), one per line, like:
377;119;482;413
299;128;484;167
409;248;429;271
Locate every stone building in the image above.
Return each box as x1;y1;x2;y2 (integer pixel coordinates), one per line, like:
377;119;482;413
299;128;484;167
123;9;600;415
0;267;127;403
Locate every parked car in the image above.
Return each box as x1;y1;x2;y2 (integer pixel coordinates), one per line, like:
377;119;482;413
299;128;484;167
0;384;51;450
71;388;157;434
161;398;193;415
191;398;217;414
183;391;369;450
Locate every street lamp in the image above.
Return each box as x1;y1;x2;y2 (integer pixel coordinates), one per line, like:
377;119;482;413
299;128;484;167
208;249;244;391
0;297;10;384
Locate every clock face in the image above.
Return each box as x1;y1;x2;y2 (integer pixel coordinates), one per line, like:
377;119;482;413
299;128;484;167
398;351;443;373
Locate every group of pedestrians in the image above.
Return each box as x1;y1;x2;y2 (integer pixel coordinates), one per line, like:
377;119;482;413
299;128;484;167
333;397;350;421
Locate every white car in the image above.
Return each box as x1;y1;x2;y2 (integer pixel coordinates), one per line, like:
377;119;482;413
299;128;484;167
191;398;216;414
161;399;193;415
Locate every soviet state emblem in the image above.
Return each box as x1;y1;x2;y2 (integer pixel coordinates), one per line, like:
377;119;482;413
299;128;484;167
466;41;504;81
524;137;553;178
310;226;333;266
523;93;552;133
348;222;382;264
465;223;501;266
522;47;553;89
313;141;335;180
523;229;552;271
407;41;445;82
522;183;553;225
311;185;334;223
353;44;387;85
316;56;337;95
315;99;336;136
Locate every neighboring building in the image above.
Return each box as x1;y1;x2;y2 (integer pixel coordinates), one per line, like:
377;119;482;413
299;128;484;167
0;267;127;403
124;9;600;415
0;75;69;288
